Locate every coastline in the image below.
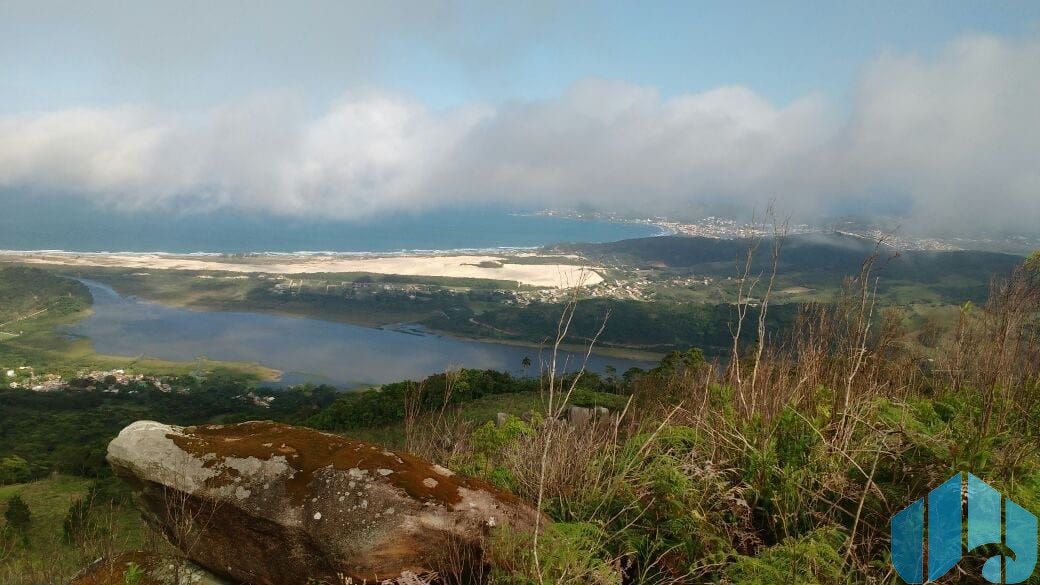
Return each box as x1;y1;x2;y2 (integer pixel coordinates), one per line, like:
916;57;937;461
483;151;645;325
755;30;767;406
521;210;677;237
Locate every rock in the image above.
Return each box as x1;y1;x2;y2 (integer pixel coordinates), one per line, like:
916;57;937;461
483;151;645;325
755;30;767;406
495;412;509;426
70;551;229;585
566;405;593;425
565;406;613;426
107;420;542;584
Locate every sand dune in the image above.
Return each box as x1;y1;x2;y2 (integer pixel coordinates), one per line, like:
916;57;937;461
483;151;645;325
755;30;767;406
4;252;602;288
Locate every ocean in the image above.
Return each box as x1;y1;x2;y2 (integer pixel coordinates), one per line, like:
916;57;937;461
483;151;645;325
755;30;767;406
0;194;660;253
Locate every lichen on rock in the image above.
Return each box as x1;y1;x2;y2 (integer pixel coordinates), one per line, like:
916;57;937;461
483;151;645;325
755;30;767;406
107;420;543;584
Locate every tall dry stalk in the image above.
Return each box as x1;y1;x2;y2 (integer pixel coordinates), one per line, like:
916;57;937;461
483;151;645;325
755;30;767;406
937;262;1040;436
156;486;223;584
749;207;788;415
404;370;473;465
729;230;761;410
531;269;608;583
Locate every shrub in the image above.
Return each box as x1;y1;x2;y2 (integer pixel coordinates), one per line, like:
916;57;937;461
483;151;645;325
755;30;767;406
488;523;620;585
0;456;31;486
62;497;93;545
3;495;31;545
471;417;534;457
724;528;847;585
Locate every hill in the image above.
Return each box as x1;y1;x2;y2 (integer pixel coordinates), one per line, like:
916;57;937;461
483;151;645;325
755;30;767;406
0;266;91;328
425;297;799;354
556;233;1025;303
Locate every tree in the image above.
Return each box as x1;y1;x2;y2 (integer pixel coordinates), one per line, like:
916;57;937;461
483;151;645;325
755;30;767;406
1026;250;1040;275
652;347;706;377
0;455;31;485
55;445;106;477
4;495;31;545
622;366;645;387
521;356;532;373
681;347;707;371
62;497;93;544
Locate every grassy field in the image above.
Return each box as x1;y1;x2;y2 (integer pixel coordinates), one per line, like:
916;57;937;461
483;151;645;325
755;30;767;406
0;475;153;583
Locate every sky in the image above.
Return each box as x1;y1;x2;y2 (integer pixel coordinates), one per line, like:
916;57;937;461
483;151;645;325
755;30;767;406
1;1;1039;232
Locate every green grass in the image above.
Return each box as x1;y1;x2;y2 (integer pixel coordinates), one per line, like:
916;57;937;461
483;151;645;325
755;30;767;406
340;392;548;446
343;390;624;446
456;391;548;424
0;475;93;522
452;389;626;423
0;475;150;582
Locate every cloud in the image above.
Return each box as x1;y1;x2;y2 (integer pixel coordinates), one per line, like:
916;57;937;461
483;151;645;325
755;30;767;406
830;35;1040;231
438;79;835;213
0;33;1038;232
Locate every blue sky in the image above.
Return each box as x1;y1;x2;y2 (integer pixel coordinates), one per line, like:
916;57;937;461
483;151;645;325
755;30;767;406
2;1;1036;112
384;2;1040;108
1;1;1039;232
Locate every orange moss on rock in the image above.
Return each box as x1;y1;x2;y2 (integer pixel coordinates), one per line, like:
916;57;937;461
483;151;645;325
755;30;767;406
166;420;521;507
106;420;543;584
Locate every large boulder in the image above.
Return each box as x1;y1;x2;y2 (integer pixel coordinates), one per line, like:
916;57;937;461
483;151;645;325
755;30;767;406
107;420;542;584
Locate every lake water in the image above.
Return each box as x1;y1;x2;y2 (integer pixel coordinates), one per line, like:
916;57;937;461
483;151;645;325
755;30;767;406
0;194;660;253
68;280;654;388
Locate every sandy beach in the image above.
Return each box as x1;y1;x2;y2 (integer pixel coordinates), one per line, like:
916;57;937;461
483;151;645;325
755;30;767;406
2;252;603;288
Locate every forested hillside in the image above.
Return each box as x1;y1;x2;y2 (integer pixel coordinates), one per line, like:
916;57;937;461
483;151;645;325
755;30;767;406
0;266;90;326
559;234;1024;302
426;298;800;353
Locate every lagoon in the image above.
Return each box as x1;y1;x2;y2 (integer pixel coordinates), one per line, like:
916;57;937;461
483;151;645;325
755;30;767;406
69;280;653;388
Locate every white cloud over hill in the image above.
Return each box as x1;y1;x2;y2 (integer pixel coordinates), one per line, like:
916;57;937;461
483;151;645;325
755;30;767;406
1;34;1038;231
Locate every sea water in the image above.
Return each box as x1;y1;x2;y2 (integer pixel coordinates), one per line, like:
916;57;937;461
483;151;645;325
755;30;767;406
0;194;660;253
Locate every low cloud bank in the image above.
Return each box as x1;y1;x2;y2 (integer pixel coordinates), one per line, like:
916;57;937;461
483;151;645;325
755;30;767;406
1;34;1037;232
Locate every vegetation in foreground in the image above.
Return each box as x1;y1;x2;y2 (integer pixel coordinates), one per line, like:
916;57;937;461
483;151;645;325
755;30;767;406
385;253;1040;584
0;252;1038;583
